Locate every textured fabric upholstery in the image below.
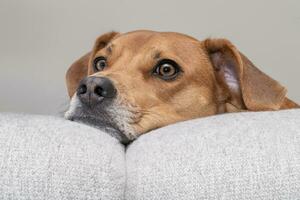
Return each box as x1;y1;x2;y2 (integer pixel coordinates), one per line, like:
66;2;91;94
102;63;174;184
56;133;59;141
0;113;126;200
1;110;300;199
126;110;300;200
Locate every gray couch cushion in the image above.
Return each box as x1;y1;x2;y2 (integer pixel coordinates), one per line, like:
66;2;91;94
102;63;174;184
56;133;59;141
126;109;300;200
0;113;125;200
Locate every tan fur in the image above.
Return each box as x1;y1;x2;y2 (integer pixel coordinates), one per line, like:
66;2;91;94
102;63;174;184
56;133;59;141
66;30;299;136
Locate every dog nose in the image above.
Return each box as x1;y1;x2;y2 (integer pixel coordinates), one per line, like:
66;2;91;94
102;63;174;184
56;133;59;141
77;77;116;105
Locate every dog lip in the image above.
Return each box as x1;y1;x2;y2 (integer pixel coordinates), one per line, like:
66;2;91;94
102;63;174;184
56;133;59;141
66;112;131;145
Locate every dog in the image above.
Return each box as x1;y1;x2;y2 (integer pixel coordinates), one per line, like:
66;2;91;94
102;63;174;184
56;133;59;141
65;30;299;144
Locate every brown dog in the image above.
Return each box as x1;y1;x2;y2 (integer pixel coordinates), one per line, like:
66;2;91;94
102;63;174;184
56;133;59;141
65;30;299;143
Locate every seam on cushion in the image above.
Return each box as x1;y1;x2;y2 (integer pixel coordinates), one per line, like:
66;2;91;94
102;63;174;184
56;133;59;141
107;141;126;200
123;147;127;200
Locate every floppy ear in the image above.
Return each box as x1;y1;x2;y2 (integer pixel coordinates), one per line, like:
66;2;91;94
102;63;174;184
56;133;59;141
66;32;119;97
204;38;287;111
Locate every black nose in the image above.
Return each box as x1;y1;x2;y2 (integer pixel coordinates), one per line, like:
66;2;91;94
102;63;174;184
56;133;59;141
77;77;116;105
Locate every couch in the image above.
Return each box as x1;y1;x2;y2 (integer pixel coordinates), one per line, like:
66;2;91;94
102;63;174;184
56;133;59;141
0;109;299;199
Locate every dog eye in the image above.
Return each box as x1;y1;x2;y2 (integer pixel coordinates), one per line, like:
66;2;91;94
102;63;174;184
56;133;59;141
94;57;107;71
154;59;180;80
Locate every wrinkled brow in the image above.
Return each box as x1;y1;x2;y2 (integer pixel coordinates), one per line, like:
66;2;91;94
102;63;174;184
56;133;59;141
105;44;113;55
153;50;161;60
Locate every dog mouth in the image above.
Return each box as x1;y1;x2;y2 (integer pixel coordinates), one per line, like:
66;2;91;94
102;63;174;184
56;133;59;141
65;95;136;144
69;114;130;144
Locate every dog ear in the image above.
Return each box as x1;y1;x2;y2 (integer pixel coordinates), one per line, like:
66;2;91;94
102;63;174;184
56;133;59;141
204;38;287;111
66;32;119;97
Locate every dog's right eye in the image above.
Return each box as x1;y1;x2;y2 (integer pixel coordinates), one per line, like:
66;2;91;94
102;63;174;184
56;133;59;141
153;59;181;81
94;57;107;72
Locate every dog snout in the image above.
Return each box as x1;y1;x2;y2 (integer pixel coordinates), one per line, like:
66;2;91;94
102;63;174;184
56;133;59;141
77;76;116;105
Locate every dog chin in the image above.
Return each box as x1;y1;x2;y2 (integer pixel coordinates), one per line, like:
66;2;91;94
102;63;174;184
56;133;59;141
65;95;135;144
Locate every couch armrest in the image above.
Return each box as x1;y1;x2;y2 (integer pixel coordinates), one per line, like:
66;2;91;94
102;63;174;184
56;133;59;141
126;109;300;200
0;113;125;200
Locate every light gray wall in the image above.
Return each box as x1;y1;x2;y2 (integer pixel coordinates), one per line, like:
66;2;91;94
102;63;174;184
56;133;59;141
0;0;299;115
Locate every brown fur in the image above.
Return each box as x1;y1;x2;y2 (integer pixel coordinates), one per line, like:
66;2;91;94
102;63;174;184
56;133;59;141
66;30;299;136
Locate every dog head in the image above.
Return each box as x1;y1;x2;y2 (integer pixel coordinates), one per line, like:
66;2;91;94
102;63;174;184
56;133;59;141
65;30;288;143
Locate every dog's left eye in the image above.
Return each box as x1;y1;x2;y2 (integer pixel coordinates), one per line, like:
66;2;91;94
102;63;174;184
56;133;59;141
94;57;107;72
153;59;180;80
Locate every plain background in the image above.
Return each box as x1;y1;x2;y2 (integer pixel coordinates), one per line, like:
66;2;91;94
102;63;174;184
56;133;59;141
0;0;299;115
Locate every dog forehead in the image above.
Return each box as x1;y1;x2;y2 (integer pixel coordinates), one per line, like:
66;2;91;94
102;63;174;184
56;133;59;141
114;30;157;44
110;30;200;53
